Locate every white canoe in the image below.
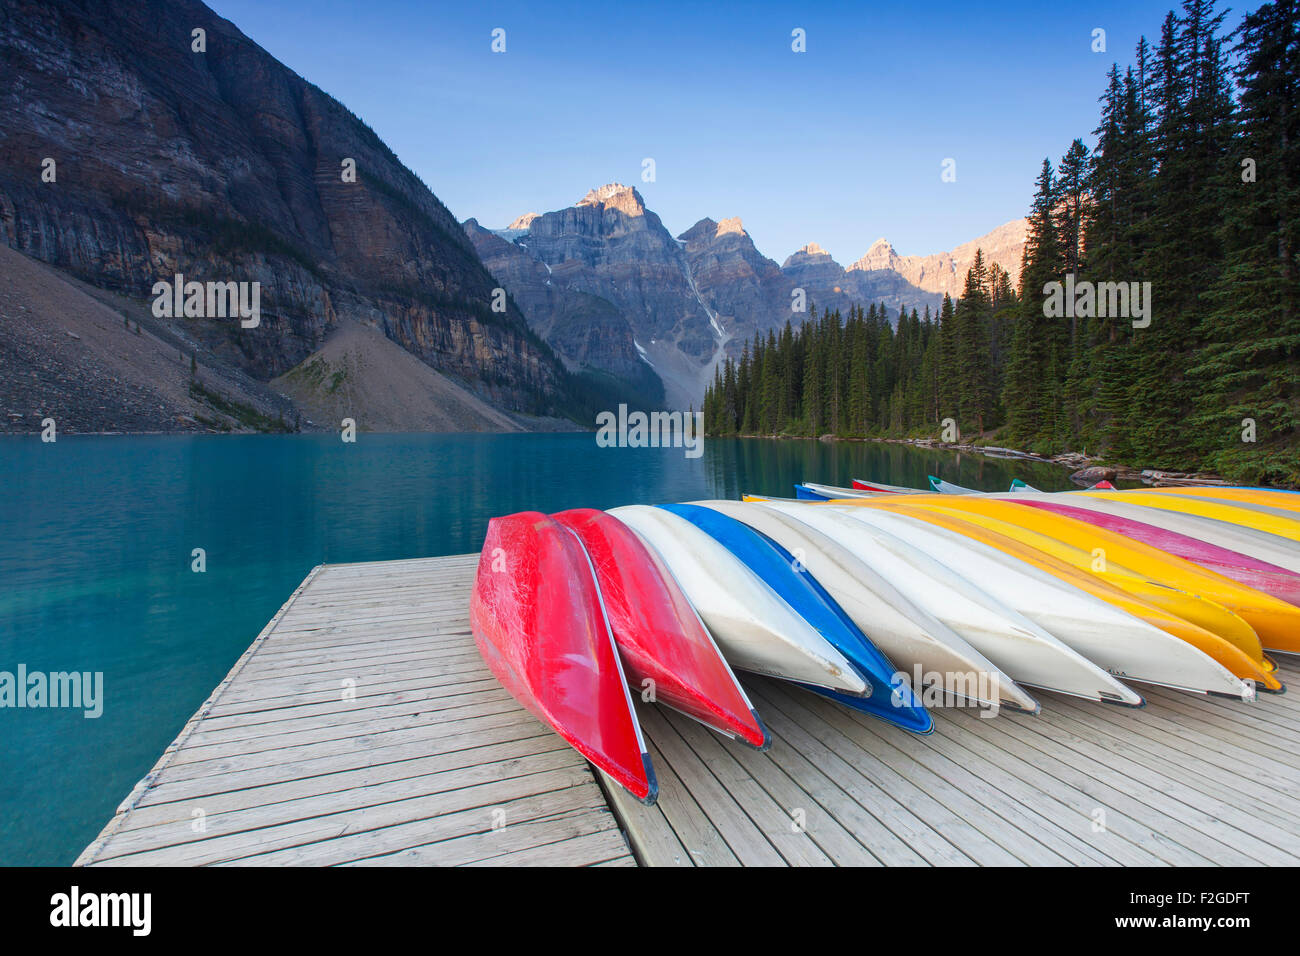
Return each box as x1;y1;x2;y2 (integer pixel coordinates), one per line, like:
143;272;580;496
800;482;874;499
842;505;1250;697
759;501;1142;706
690;499;1037;711
607;505;868;695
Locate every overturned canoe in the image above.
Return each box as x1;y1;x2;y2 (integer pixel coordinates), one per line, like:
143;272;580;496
552;508;769;749
1079;490;1300;546
779;503;1142;706
851;478;923;494
470;512;656;804
691;498;1038;712
659;503;933;733
607;504;869;696
846;499;1258;696
794;484;833;500
799;481;874;499
1011;498;1300;633
929;475;979;495
894;496;1291;670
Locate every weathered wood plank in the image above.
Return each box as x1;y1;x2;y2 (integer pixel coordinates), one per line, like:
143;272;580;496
78;557;630;867
80;553;1300;869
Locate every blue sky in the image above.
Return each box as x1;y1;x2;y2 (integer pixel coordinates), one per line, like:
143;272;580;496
208;0;1230;262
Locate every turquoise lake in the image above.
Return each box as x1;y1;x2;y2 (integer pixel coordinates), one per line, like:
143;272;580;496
0;432;1079;865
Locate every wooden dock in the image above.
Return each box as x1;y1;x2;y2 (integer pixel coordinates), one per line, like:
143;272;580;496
79;554;1300;867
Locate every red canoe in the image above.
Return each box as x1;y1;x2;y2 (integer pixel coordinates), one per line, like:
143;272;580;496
553;508;770;750
851;479;915;493
469;512;656;804
1014;499;1300;607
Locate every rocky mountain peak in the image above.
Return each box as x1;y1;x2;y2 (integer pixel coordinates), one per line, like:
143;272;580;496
577;183;645;217
782;242;840;270
507;212;539;230
848;237;899;273
715;217;746;237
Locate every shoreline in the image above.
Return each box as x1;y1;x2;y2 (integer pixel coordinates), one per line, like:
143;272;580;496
721;432;1236;488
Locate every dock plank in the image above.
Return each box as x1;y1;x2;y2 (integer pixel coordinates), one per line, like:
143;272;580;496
76;557;631;867
79;554;1300;867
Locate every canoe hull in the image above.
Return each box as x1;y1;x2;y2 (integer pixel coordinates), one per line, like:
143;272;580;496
552;508;769;749
470;512;656;804
694;499;1038;712
608;505;868;694
660;502;933;734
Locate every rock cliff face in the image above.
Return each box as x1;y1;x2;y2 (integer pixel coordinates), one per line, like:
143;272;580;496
847;219;1028;299
462;218;647;383
0;0;570;416
515;184;717;365
677;217;790;345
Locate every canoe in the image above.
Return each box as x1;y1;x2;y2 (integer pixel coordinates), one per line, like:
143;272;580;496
1010;499;1300;632
690;499;1038;712
1079;490;1300;545
755;501;1144;706
1090;480;1117;490
837;505;1252;699
844;500;1255;696
470;512;656;803
607;505;868;695
929;475;979;494
800;481;875;499
897;496;1296;665
1043;493;1300;577
794;484;832;500
851;478;923;494
1135;486;1300;512
1009;479;1042;493
659;503;932;733
552;508;770;749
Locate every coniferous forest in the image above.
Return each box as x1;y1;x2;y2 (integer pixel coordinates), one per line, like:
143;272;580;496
702;0;1298;485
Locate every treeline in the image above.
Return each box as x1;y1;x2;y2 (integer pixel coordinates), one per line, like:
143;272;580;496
706;0;1299;485
701;255;1015;440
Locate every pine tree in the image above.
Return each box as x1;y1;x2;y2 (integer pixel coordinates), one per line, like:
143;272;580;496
1190;0;1300;483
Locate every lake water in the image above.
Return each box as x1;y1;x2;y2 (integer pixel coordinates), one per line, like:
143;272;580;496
0;432;1077;864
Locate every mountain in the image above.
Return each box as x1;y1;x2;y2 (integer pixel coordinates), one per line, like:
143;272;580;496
848;219;1029;299
676;217;789;343
475;185;1027;407
0;0;578;430
468;184;718;408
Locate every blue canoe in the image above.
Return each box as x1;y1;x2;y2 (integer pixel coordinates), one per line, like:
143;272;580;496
657;503;933;734
793;484;832;500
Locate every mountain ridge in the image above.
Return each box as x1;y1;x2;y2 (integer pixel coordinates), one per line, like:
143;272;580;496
468;188;1026;407
0;0;584;428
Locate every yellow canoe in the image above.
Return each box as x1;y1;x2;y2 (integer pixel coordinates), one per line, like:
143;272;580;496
889;496;1300;657
847;499;1281;691
1130;486;1300;514
1078;490;1300;545
873;499;1269;652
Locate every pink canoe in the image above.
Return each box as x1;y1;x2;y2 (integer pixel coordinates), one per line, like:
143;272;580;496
470;512;656;803
553;508;769;749
1013;499;1300;608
